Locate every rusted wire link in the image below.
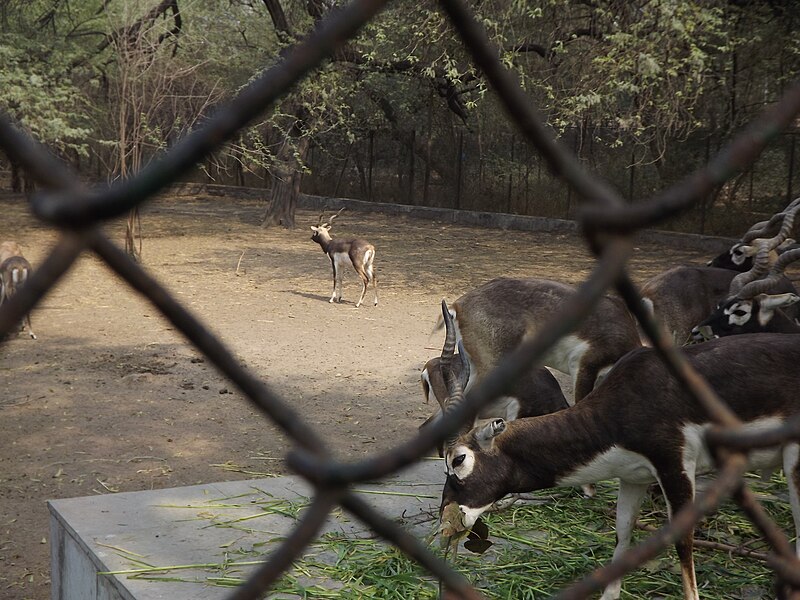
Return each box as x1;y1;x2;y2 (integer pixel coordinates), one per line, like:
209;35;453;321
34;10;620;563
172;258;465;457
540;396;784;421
615;274;741;428
580;80;800;234
734;485;800;577
3;0;800;595
438;0;623;211
28;0;390;228
88;229;477;594
286;239;632;486
340;494;486;600
0;232;87;342
88;230;327;454
225;488;343;600
708;414;800;449
769;555;800;590
554;454;749;600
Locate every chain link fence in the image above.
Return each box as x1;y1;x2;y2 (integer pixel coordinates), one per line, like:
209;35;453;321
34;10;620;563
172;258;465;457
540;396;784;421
3;0;800;598
303;125;800;237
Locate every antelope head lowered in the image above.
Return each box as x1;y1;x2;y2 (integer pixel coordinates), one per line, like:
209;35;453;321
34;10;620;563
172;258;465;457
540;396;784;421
692;244;800;341
443;277;641;404
438;333;800;600
708;197;800;271
310;208;378;308
421;300;568;432
0;241;36;339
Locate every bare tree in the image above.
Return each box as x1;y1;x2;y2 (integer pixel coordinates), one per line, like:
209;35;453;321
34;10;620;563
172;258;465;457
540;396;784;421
104;0;221;260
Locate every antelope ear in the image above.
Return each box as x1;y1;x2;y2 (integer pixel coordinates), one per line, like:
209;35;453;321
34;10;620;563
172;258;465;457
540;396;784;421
756;293;800;326
757;292;800;311
475;418;505;449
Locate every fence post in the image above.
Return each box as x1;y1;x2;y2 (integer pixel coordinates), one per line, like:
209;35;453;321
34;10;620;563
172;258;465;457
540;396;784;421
524;144;531;215
628;147;636;202
787;131;796;207
423;97;432;207
367;130;374;202
507;134;515;213
455;131;464;210
333;142;352;197
408;130;416;205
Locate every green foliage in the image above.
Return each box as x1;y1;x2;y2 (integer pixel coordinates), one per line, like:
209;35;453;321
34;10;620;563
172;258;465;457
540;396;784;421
0;33;91;156
3;0;800;217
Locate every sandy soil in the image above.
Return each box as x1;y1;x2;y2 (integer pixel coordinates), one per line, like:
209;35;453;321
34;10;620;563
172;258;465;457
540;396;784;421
0;193;713;599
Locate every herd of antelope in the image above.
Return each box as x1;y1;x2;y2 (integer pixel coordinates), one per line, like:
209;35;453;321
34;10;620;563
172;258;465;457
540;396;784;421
424;199;800;599
4;202;800;596
310;202;800;597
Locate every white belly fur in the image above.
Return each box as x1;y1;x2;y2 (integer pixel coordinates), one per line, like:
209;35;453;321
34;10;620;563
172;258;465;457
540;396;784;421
543;334;589;380
557;417;786;488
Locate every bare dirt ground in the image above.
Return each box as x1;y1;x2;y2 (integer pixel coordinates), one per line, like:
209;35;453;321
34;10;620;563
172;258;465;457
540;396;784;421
0;192;715;599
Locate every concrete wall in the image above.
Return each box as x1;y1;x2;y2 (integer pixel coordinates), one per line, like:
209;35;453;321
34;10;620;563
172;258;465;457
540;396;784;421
175;182;735;253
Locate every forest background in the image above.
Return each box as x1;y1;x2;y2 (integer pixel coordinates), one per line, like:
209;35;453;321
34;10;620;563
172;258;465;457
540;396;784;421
3;0;800;251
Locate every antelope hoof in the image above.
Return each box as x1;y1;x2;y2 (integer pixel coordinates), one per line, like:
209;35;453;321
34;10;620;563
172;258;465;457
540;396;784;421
29;332;37;340
329;297;335;303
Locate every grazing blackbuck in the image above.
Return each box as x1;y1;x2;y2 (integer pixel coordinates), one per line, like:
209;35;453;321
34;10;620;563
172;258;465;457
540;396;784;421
442;278;641;404
0;243;36;339
438;332;800;600
420;300;569;455
692;245;800;341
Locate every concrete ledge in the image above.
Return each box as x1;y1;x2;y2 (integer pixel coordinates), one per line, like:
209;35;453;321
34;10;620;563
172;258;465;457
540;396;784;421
48;459;444;600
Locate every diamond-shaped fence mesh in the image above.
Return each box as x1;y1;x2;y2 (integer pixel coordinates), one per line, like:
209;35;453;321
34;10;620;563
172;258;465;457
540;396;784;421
3;0;800;598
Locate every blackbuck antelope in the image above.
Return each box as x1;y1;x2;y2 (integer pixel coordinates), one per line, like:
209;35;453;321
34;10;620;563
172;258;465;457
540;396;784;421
420;300;569;455
421;356;567;423
708;197;800;271
692;245;800;341
638;266;739;345
0;252;36;339
310;208;378;308
642;198;800;345
444;278;641;404
439;333;800;600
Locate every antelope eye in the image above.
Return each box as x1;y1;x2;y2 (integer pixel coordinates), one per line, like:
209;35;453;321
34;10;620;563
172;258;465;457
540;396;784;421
452;454;466;468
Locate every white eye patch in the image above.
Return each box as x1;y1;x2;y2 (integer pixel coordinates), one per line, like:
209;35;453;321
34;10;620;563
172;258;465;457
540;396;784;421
731;248;746;265
724;301;752;326
445;445;475;480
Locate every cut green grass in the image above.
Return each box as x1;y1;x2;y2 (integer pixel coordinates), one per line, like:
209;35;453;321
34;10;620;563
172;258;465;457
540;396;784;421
102;474;790;599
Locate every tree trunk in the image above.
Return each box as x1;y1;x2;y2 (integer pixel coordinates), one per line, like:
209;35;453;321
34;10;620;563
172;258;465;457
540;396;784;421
261;134;310;229
125;206;142;262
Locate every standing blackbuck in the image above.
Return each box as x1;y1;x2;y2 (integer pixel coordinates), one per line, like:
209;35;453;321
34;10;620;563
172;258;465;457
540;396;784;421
443;277;641;404
310;208;378;308
0;241;36;339
438;332;800;600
